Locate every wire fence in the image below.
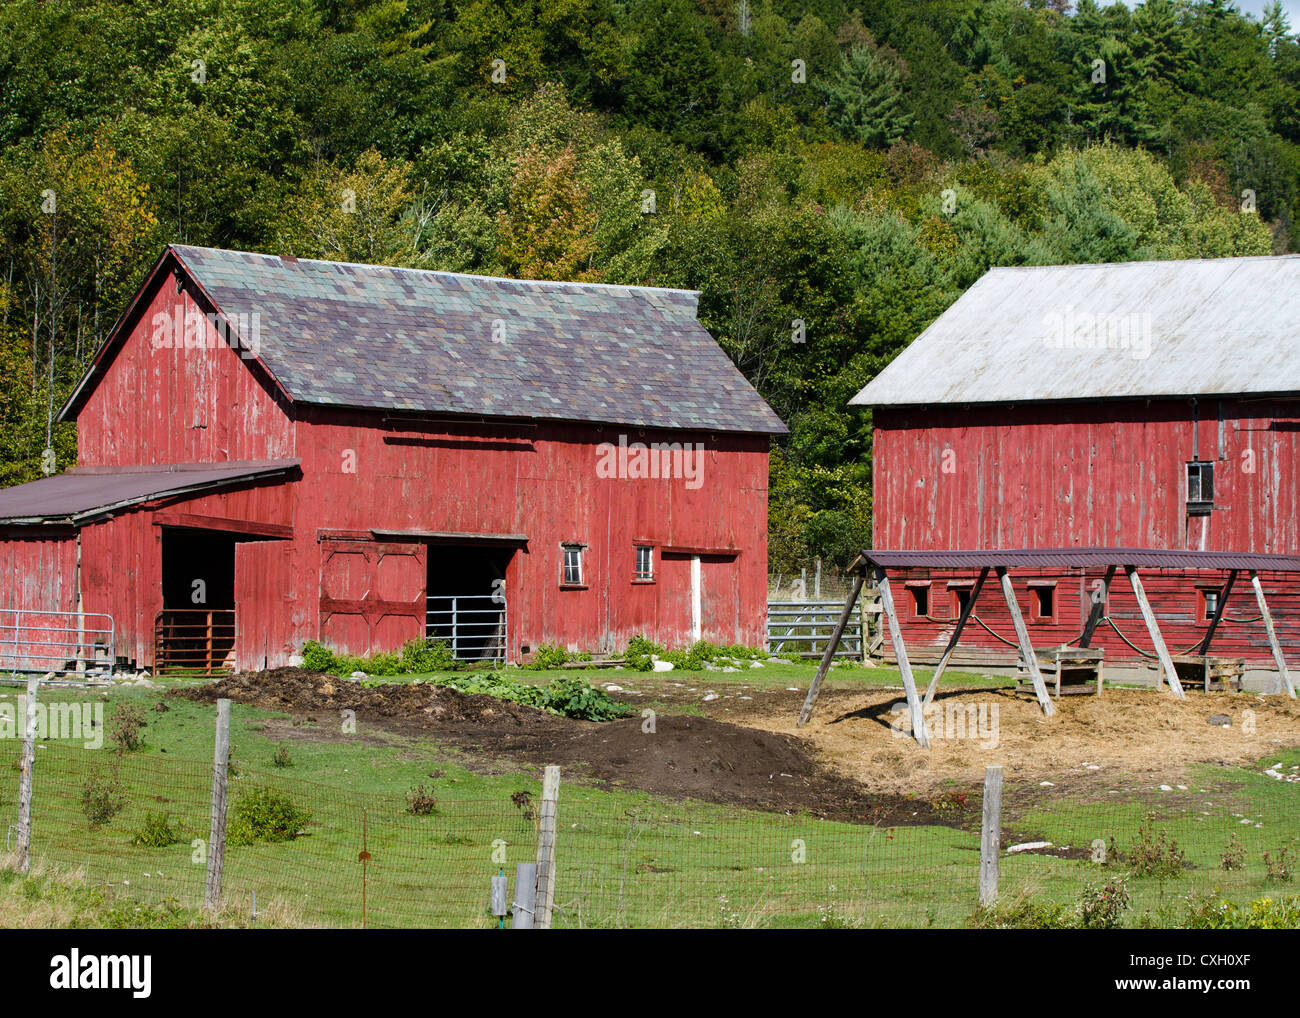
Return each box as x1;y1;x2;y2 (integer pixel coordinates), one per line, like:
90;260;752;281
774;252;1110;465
0;736;1295;928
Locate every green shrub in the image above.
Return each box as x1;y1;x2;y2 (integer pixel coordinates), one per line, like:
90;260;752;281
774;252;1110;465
1114;816;1186;878
1221;833;1245;871
540;676;634;721
301;640;335;672
109;703;146;753
1183;892;1300;929
130;811;182;848
300;638;457;676
529;643;571;670
271;745;293;768
971;879;1131;929
1264;846;1292;883
226;786;311;846
1074;878;1130;929
80;775;128;828
624;634;660;671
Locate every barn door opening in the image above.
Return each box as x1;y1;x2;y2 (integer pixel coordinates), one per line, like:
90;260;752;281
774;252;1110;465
156;528;236;674
426;544;513;663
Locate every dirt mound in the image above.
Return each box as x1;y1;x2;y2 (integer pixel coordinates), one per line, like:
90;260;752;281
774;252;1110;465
172;667;561;732
171;669;953;825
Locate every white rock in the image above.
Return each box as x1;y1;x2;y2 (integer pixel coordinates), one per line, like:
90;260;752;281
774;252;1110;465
1007;841;1052;854
603;684;623;692
651;659;674;672
1039;780;1054;787
1159;784;1174;791
703;694;719;702
350;671;368;679
721;666;740;673
288;654;305;667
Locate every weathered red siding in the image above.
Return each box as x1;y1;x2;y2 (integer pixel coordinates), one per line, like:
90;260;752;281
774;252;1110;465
872;399;1300;666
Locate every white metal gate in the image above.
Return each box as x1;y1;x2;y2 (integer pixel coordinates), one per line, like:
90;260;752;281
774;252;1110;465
1;609;115;679
426;594;507;663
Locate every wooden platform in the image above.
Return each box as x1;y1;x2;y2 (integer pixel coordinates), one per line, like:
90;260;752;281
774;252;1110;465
1016;645;1104;697
1171;654;1244;693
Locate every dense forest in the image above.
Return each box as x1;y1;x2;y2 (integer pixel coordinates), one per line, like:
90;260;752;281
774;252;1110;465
0;0;1295;571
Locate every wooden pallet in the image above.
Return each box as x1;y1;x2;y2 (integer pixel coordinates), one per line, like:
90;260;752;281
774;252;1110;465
1171;654;1244;693
1016;645;1105;697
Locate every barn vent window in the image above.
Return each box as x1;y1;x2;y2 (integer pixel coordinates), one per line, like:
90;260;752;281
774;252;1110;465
1199;586;1222;623
634;545;654;582
1028;581;1056;622
1187;460;1214;516
561;544;585;587
907;582;930;618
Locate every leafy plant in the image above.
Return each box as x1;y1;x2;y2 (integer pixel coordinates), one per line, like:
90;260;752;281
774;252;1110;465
108;703;146;753
226;786;311;846
405;785;439;816
1114;816;1186;878
80;774;128;828
271;745;293;768
1221;833;1244;871
130;811;182;848
529;643;572;670
1264;846;1292;883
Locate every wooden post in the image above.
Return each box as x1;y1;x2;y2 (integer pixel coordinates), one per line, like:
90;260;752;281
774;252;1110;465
534;765;560;929
998;567;1056;715
16;675;39;874
923;567;989;706
1125;566;1186;698
1079;564;1115;648
1198;569;1237;655
979;765;1003;908
513;862;537;929
204;698;230;911
1250;571;1296;698
874;567;930;747
797;568;865;727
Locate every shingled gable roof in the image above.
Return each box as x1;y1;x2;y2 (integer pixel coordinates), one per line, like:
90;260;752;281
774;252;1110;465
63;245;786;435
851;254;1300;409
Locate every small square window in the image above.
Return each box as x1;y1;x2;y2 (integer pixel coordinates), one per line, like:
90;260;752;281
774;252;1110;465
634;545;654;581
909;585;930;618
561;545;584;586
1030;585;1055;621
1187;461;1214;515
1200;587;1222;623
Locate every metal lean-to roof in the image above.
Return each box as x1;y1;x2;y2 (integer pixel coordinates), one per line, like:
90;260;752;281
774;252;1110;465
858;547;1300;572
851;255;1300;408
125;245;786;435
0;460;300;525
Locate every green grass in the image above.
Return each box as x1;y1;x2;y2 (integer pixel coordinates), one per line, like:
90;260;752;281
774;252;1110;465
0;669;1294;928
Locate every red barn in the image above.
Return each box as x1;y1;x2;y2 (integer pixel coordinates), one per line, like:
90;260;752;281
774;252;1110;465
0;245;784;674
852;255;1300;686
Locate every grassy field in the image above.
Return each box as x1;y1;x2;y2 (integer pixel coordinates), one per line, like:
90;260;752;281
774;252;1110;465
0;664;1296;928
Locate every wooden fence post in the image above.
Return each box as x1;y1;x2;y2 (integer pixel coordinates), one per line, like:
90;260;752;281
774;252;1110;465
979;765;1003;909
204;698;230;912
534;765;560;929
513;862;537;929
16;675;39;874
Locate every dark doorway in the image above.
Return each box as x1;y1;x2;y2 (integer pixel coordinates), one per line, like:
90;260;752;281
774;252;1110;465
157;528;237;673
426;544;513;662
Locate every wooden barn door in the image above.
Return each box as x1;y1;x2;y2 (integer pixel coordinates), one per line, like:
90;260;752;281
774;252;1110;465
234;539;294;671
699;554;739;645
319;538;426;656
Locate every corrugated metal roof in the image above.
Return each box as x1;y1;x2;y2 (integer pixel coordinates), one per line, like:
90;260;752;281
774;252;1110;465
0;461;300;525
851;256;1300;408
859;547;1300;572
151;246;786;435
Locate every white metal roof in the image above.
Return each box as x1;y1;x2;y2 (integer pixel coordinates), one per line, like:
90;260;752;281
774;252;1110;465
850;255;1300;408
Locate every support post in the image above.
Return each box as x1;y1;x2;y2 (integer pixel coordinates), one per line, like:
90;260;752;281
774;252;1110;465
998;567;1056;715
513;862;537;929
1249;571;1296;698
1198;569;1237;655
204;697;230;912
797;568;865;727
874;567;930;747
1079;564;1116;648
16;675;38;874
1125;566;1185;698
923;567;989;706
979;765;1003;908
534;765;560;929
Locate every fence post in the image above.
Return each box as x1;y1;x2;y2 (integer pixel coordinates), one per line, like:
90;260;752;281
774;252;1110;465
534;765;560;929
513;862;537;929
204;697;230;912
979;765;1003;909
16;675;39;874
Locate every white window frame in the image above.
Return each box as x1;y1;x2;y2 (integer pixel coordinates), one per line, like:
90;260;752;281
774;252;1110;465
561;543;585;587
